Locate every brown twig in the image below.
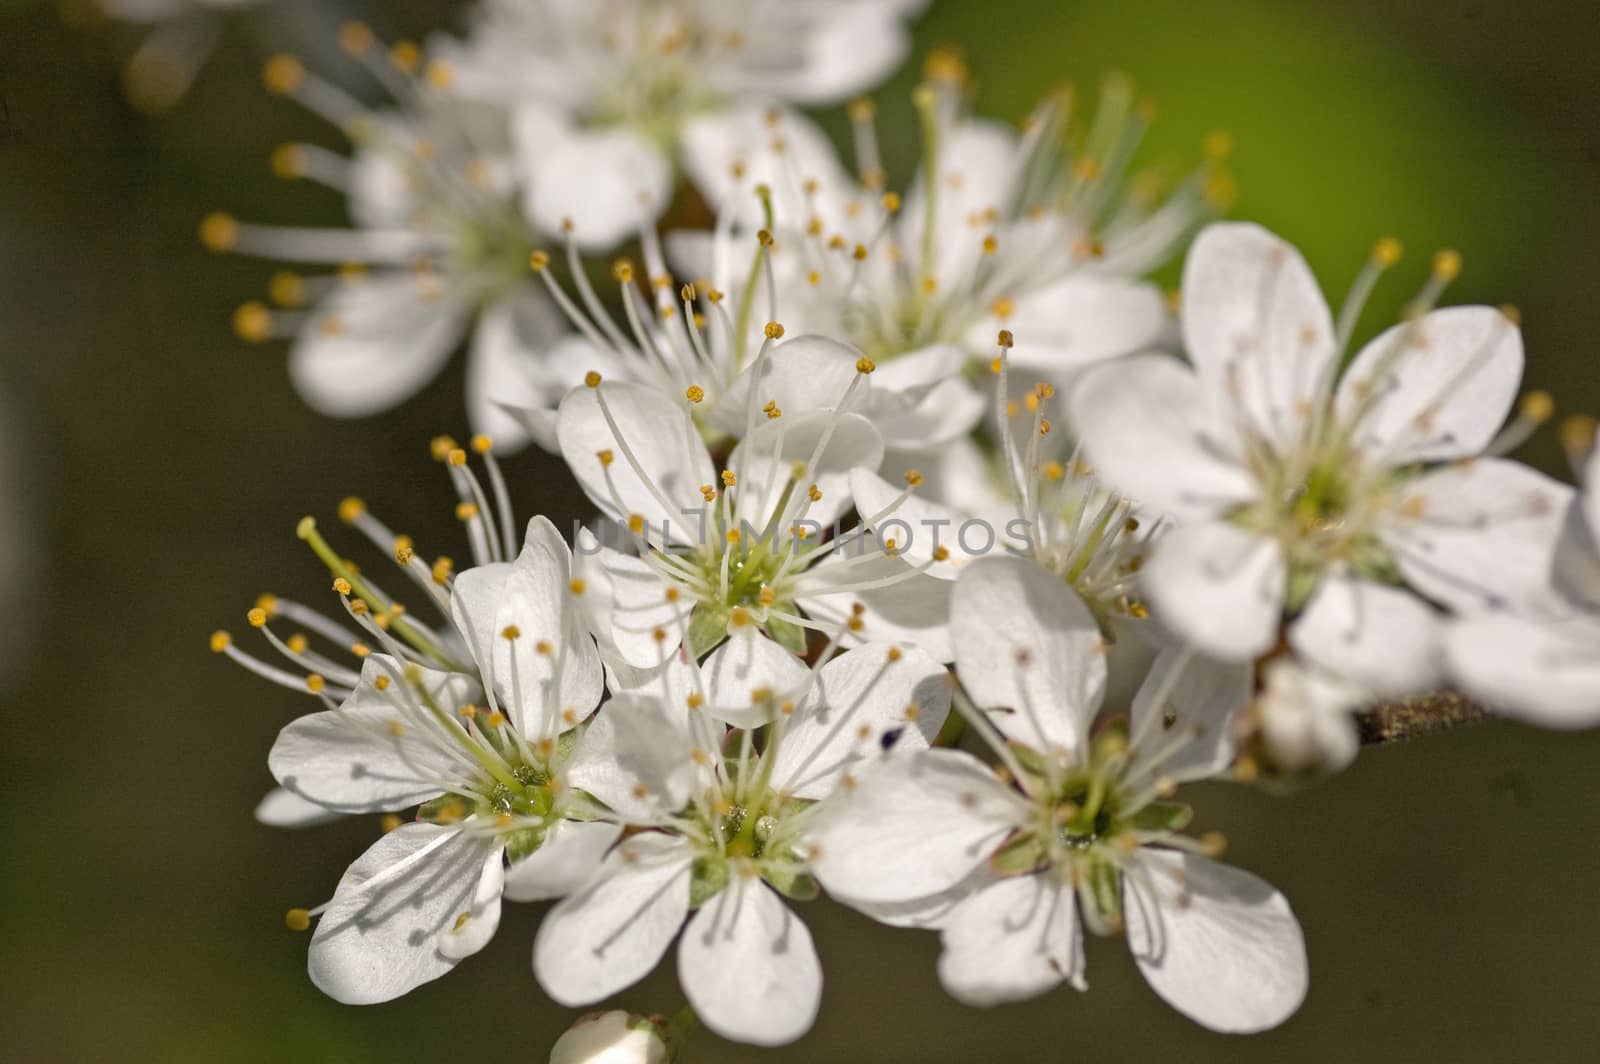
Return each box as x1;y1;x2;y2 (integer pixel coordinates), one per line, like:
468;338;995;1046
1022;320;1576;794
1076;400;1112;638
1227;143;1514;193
1355;690;1490;745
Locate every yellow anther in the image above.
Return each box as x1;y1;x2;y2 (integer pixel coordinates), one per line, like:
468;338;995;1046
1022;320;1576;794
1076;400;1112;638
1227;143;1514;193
852;243;868;261
380;813;402;832
1203;129;1234;160
1520;391;1554;424
923;42;969;85
807;484;822;502
262;54;303;95
997;329;1014;348
932;545;951;562
687;691;706;709
285;908;311;932
652;627;668;643
763;400;782;420
247;607;268;628
881;192;901;213
699;484;716;502
1499;304;1522;326
1204;171;1237;210
1040;418;1052;436
470;434;492;455
486;711;507;728
680;282;697;302
535;639;553;655
628;513;645;534
1432;249;1462;281
267;271;305;308
764;321;785;339
757;228;775;248
389;40;422;74
455;501;479;521
338;21;374;55
685;385;705;404
332;577;353;596
848;97;875;123
920;276;939;295
721;470;737;487
1200;831;1228;857
305;674;326;693
270;143;305;180
847;615;864;633
981;235;999;256
446;447;467;467
374;675;391;691
1560;415;1598;455
338;262;367;283
286;633;308;654
431;556;453;585
1372;236;1403;267
612;259;635;283
317;315;345;337
425;60;454;91
209;630;232;653
501;625;521;640
758;586;777;607
726;528;742;545
1025;392;1040;415
336;496;366;524
232;302;271;343
729;606;752;627
255;593;278;615
351;642;371;658
458;705;477;720
584;371;602;388
855;357;876;374
596;449;615;468
1072;157;1102;182
529;250;550;271
903;469;923;488
568;578;586;595
705;287;725;304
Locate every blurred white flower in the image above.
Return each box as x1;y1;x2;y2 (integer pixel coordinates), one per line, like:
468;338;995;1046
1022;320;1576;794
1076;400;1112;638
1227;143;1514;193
533;639;950;1046
1447;422;1600;727
807;555;1307;1033
434;0;927;248
1244;658;1365;779
1071;222;1572;696
202;34;561;450
91;0;264;112
549;1011;668;1064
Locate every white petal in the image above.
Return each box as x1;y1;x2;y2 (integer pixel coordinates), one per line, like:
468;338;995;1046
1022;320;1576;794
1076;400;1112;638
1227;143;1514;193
464;289;566;453
709;335;867;437
502;820;624;902
1180;222;1336;448
848;468;973;579
307;824;499;1004
557;381;717;543
254;786;340;828
730;411;885;531
1584;448;1600;542
436;847;505;961
268;658;473;812
1446;613;1600;729
738;6;913;105
770;643;951;798
591;547;691;669
515;111;672;251
678;875;822;1046
1068;353;1258;520
869;376;987;450
1336;306;1523;464
533;833;694;1006
937;874;1084;1006
565;693;695;822
983;275;1168;373
1382;458;1572;615
680;106;848;224
549;1011;669;1064
796;547;954;662
1143;521;1287;662
288;275;467;417
700;627;811;728
1128;647;1252;784
1289;572;1441;696
805;749;1022;903
952;555;1105;756
899;120;1020;289
1124;850;1307;1033
831;866;999;930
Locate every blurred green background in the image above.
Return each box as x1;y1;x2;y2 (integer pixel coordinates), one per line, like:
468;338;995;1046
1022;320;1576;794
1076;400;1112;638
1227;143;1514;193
4;0;1600;1060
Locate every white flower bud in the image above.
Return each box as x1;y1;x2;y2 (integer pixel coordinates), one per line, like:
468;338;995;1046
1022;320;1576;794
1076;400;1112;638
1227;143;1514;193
1254;660;1364;776
549;1011;669;1064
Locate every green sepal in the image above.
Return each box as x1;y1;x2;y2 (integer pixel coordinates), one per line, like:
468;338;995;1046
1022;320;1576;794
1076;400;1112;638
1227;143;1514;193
1284;563;1321;613
504;826;547;863
989;830;1046;876
764;866;819;901
417;793;470;824
687;605;729;659
1125;800;1193;834
1087;859;1122;927
1007;742;1055;784
765;612;808;655
689;856;729;908
556;722;586;761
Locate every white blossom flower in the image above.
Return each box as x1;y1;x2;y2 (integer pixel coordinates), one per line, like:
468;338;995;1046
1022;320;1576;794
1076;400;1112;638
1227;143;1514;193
533;637;951;1046
216;451;626;1002
434;0;927;248
1070;222;1572;695
1446;421;1600;727
668;68;1228;451
555;364;954;667
806;555;1307;1033
1238;658;1366;781
549;1010;669;1064
201;34;561;450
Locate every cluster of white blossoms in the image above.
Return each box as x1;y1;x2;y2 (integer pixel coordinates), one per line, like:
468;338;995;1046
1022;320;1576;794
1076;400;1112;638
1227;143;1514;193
183;1;1600;1059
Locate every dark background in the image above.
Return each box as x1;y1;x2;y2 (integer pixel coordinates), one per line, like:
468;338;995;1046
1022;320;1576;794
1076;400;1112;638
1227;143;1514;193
3;0;1599;1059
